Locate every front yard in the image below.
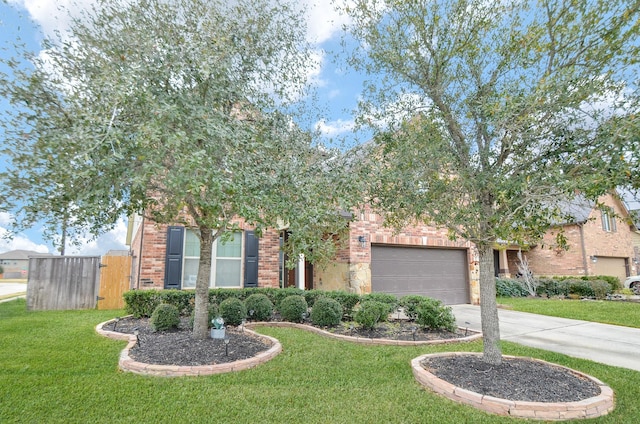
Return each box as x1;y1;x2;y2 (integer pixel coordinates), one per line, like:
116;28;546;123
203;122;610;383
497;297;640;328
2;298;640;423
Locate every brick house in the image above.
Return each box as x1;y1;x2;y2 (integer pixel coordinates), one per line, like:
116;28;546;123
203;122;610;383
126;207;482;305
495;192;639;283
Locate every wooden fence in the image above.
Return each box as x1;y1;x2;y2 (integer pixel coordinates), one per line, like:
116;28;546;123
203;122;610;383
27;256;102;310
27;254;132;310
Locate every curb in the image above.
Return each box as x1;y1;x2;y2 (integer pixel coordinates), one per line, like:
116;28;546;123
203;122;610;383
96;318;282;377
411;352;615;421
246;321;482;346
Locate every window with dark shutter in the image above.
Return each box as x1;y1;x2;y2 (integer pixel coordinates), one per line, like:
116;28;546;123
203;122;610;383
164;226;184;289
244;230;259;287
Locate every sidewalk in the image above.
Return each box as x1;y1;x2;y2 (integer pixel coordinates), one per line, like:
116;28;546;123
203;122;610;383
0;281;27;302
451;304;640;372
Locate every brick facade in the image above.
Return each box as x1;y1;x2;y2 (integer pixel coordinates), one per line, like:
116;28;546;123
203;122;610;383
509;194;639;280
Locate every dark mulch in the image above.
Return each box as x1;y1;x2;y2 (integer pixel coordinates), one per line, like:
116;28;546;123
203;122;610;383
107;317;272;366
105;317;601;404
423;355;601;402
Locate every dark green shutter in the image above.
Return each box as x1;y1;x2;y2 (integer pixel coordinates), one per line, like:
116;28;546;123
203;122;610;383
164;226;184;289
244;231;259;287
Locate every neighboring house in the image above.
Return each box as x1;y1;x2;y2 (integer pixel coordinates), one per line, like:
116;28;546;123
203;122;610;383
495;192;639;283
629;209;640;276
0;250;53;279
126;209;482;305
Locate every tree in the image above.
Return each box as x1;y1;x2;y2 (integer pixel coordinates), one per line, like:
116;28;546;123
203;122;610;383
341;0;640;364
1;0;358;338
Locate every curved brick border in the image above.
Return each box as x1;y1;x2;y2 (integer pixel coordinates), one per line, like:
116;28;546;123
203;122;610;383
96;319;282;377
411;352;615;421
246;321;482;346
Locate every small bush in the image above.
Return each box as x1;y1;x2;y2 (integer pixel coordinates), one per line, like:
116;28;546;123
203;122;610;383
219;297;247;326
590;280;611;299
360;293;398;315
323;291;361;319
354;301;388;330
398;295;427;320
496;278;529;297
244;293;274;321
279;295;308;323
269;287;305;310
124;290;165;318
590;275;621;292
310;297;342;327
536;279;569;297
150;303;180;331
415;298;456;332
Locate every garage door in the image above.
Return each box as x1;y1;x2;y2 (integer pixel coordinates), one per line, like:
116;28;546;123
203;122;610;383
593;257;628;284
371;245;469;304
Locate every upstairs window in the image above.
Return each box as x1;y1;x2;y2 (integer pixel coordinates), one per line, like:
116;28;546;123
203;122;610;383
601;209;617;232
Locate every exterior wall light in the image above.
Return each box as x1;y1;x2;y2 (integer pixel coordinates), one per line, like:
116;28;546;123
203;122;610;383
590;255;598;263
357;235;367;248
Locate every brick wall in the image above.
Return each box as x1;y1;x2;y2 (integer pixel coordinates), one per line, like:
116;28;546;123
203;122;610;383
129;218;281;290
524;194;636;277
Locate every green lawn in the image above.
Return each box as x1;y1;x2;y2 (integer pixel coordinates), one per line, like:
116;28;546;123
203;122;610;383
2;298;639;423
497;297;640;328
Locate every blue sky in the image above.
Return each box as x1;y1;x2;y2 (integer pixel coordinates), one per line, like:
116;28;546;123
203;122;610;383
0;0;367;255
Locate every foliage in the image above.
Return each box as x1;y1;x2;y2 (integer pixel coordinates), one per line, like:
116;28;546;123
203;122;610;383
309;297;342;327
536;279;570;298
342;0;640;364
0;0;361;339
590;275;622;292
495;278;529;298
398;295;428;320
149;303;180;332
218;297;247;326
321;291;361;319
415;299;457;332
123;290;166;318
244;294;274;322
360;293;398;313
279;295;308;323
353;301;389;330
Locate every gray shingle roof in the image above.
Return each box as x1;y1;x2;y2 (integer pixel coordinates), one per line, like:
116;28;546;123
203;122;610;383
0;249;53;260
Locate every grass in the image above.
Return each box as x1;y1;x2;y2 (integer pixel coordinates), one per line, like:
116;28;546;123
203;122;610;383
2;298;640;423
497;297;640;328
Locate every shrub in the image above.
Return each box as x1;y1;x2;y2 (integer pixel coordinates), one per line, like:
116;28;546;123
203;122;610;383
244;293;274;321
279;295;308;323
590;280;611;299
496;278;529;297
536;279;569;298
219;297;247;326
360;293;398;314
150;303;180;331
354;301;388;330
590;275;621;292
567;279;594;297
310;297;342;327
415;298;456;332
269;287;305;311
398;295;427;320
323;291;361;319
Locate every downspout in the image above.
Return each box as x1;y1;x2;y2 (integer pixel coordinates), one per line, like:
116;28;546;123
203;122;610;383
579;223;589;276
136;215;145;289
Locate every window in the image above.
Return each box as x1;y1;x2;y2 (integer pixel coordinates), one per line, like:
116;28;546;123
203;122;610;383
601;209;617;232
181;230;243;288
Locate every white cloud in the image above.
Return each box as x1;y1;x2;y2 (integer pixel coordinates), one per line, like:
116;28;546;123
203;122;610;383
62;217;129;256
315;118;355;136
8;0;94;38
301;0;351;44
0;222;50;254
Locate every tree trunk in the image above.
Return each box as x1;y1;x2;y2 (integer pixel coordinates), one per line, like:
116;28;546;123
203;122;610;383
192;227;214;339
478;244;502;365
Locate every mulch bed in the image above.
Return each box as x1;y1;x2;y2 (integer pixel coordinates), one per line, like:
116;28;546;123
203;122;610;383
423;355;601;402
106;316;601;404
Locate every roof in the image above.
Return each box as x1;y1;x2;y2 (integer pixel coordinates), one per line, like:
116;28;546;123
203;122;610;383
555;196;595;224
0;250;53;260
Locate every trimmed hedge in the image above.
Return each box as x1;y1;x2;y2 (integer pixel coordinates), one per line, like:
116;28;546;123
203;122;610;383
244;293;274;321
495;278;529;298
150;303;180;331
279;295;308;323
219;297;247;326
354;301;389;330
415;298;456;332
310;297;342;327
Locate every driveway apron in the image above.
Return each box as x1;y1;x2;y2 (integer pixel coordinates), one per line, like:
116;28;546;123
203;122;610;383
450;304;640;372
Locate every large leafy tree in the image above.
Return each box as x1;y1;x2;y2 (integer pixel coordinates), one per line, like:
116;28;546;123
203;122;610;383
342;0;640;364
1;0;358;338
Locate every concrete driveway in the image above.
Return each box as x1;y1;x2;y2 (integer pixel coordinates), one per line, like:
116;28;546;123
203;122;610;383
0;281;27;302
451;304;640;372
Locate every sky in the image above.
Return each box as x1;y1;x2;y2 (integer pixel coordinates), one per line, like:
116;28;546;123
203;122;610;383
0;0;367;256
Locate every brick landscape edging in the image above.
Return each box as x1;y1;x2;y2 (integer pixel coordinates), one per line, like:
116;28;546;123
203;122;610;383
245;321;482;345
96;318;282;377
411;352;615;421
